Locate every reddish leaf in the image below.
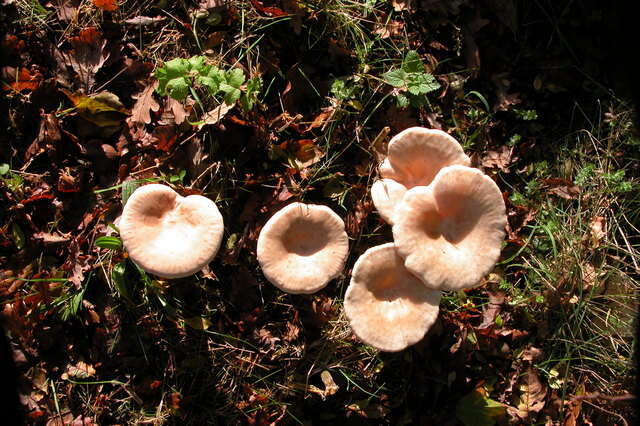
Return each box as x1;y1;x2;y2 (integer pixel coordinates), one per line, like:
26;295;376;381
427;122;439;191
2;34;26;55
3;68;42;92
92;0;118;12
250;0;289;17
21;192;55;205
152;125;177;152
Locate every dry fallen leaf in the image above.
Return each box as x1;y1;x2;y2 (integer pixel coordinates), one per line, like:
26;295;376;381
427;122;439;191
482;145;516;172
151;125;177;152
320;370;339;397
65;27;110;90
55;0;80;21
198;103;234;129
2;67;42;92
92;0;117;12
589;216;606;245
374;19;404;39
254;327;280;351
392;0;412;11
478;291;505;329
131;81;160;124
63;360;96;379
545;178;581;200
283;320;300;342
124;15;166;26
513;367;547;419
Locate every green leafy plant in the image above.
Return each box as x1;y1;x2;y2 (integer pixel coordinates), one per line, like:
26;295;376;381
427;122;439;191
513;108;538;121
382;50;440;108
330;76;364;110
155;56;261;110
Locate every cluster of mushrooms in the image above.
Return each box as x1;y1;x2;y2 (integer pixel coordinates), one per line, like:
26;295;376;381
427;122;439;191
118;127;506;353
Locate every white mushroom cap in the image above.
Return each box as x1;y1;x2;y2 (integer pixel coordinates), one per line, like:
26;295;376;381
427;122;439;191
119;184;224;278
344;243;441;352
392;165;507;291
257;202;349;294
371;127;470;224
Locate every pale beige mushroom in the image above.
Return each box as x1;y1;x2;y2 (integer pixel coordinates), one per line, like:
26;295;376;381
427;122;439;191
119;184;224;278
392;165;507;291
371;127;470;224
344;243;441;352
257;202;349;294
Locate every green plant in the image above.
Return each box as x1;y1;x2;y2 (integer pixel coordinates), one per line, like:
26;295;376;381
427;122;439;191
155;56;261;110
513;108;538;121
382;50;440;108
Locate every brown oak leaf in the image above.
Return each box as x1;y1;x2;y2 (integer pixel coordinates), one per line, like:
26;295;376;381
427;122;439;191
131;81;160;124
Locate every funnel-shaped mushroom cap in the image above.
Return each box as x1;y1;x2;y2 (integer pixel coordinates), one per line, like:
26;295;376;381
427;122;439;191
371;127;470;224
257;202;349;294
392;165;507;291
344;243;441;352
120;184;224;278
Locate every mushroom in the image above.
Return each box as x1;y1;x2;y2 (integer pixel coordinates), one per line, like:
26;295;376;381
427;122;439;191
371;127;470;224
119;184;224;278
257;202;349;294
344;243;441;352
392;165;507;291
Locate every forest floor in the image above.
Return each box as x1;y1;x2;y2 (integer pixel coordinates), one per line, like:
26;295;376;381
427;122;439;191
1;0;638;425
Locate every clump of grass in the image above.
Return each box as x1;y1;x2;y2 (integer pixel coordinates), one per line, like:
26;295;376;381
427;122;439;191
504;105;638;400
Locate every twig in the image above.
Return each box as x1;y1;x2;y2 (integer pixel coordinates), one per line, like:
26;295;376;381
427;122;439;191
582;400;629;426
572;392;635;403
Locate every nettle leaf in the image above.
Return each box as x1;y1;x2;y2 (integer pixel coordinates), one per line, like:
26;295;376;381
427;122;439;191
226;68;245;88
187;56;206;72
396;93;409;108
331;78;356;100
220;83;242;104
166;77;190;101
383;69;408;87
164;58;190;76
198;66;226;93
402;50;423;73
198;76;220;94
407;72;440;95
155;58;190;96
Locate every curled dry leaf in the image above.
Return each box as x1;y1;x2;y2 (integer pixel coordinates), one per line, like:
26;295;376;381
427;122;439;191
124;15;166;26
512;367;547;420
63;360;96;379
481;145;516;173
544;178;581;199
589;216;606;245
198;103;234;129
477;291;505;329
